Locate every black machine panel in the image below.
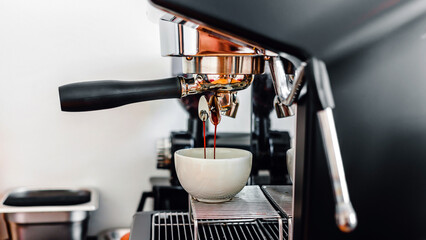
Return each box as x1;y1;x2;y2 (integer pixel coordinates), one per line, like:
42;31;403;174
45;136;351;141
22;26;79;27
150;0;422;61
291;7;426;240
320;13;426;239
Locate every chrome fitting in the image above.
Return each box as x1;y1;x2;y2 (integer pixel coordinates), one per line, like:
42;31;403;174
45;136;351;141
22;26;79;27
180;74;254;97
269;57;306;118
216;92;239;118
274;96;294;118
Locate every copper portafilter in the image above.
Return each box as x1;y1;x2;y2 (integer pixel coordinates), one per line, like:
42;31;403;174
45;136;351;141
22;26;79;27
59;74;251;116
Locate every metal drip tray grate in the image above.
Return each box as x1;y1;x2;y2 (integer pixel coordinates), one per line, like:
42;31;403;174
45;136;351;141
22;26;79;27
151;212;288;240
190;186;280;220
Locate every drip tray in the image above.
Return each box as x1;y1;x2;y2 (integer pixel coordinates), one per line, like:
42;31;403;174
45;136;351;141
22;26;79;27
130;185;292;240
189;186;284;240
190;186;280;220
151;212;288;240
261;185;293;218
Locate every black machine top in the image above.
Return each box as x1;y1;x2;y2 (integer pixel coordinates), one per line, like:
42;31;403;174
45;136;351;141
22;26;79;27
150;0;421;61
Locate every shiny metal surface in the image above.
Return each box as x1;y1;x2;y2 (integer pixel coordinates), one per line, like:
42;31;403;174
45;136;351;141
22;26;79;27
179;74;252;119
269;57;305;118
190;186;280;220
274;96;294;118
282;63;305;106
197;95;209;122
262;185;294;239
151;212;288;240
182;56;265;75
311;59;335;109
5;211;88;224
207;95;221;125
7;220;88;240
286;147;295;183
160;15;264;119
160;14;267;121
159;16;262;57
269;57;289;104
189;186;283;240
180;74;253;97
317;108;357;232
262;186;293;218
288;217;293;240
216;92;239;118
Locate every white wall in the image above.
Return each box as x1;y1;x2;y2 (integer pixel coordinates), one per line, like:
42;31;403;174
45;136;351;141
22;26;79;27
0;0;293;237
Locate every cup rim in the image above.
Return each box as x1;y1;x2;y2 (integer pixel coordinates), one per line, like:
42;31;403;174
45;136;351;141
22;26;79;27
175;147;252;161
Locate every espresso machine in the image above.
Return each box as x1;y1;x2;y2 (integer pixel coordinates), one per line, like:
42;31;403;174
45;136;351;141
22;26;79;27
59;0;357;238
58;1;426;239
60;9;355;239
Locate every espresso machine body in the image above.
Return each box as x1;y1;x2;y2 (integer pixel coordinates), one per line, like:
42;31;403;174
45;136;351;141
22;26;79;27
145;0;426;239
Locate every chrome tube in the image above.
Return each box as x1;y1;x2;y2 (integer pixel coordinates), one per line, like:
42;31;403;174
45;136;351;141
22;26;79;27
317;108;357;232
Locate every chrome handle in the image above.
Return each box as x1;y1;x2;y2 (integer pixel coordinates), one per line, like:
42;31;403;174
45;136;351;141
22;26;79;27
317;108;357;232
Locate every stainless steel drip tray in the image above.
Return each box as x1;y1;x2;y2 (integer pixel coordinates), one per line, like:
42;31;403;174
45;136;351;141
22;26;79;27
190;186;280;220
130;186;291;240
189;186;284;240
261;185;293;218
130;212;289;240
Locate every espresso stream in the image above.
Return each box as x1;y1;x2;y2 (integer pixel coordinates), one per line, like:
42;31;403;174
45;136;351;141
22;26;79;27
203;122;218;159
203;120;206;159
211;110;219;159
204;95;220;159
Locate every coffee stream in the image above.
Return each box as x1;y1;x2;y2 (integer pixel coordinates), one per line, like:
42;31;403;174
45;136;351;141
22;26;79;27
214;125;217;159
203;120;206;159
211;111;219;159
203;94;220;159
203;114;218;159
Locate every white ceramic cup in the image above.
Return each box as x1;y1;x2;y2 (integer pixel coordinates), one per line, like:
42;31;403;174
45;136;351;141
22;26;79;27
174;147;252;203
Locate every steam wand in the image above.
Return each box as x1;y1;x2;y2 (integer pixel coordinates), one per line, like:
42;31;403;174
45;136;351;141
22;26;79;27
312;59;357;232
269;56;357;232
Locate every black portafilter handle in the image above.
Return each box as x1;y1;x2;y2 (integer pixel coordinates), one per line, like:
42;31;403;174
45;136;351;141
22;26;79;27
59;77;182;112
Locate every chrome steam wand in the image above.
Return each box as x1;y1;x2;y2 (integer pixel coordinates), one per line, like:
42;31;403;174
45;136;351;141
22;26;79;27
269;56;357;233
